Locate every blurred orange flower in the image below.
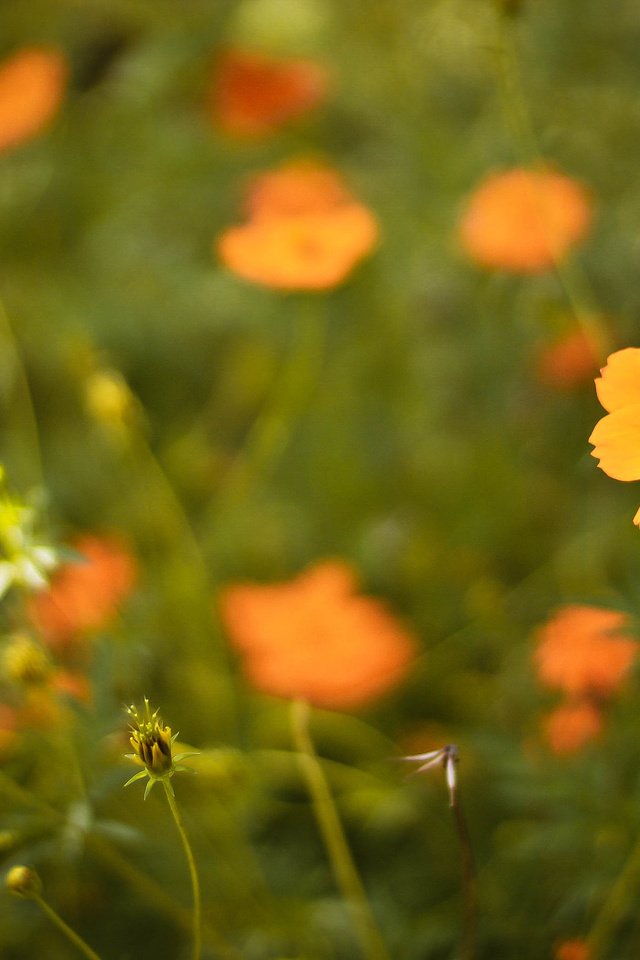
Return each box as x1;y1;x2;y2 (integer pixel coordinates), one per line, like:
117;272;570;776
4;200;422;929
589;349;640;523
244;162;351;218
28;535;137;649
220;560;416;708
536;328;601;390
459;167;592;272
217;161;379;290
554;939;591;960
209;49;329;137
0;47;68;153
543;700;602;755
534;605;637;697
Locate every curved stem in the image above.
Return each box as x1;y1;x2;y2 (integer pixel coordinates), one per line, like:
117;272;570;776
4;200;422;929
88;833;242;960
490;7;612;359
163;781;202;960
211;295;327;513
33;893;102;960
290;699;391;960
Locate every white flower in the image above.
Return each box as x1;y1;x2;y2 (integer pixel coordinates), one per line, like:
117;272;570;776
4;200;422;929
401;744;459;806
0;474;58;599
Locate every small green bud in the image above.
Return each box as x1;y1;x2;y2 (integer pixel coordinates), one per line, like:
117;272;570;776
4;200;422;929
127;699;174;776
124;698;197;799
6;865;41;898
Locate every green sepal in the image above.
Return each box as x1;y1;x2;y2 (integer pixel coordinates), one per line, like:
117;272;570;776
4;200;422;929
123;770;148;789
143;777;158;800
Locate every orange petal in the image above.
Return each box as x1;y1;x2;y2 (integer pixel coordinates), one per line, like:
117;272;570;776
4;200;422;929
220;560;416;709
210;50;329;138
589;403;640;481
218;204;379;291
595;347;640;412
246;161;350;218
554;938;591;960
0;47;67;153
543;701;602;755
534;605;637;697
459;167;592;273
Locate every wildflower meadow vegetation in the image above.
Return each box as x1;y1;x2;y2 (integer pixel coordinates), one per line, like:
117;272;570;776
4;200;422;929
2;1;640;958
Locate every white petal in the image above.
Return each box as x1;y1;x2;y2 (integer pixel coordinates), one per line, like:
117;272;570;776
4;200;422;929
402;749;444;764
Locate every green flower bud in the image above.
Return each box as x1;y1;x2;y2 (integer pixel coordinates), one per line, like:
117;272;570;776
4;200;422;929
6;865;41;898
124;698;197;799
127;699;174;776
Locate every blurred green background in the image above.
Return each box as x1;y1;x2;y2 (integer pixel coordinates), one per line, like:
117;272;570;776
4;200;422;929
2;1;640;958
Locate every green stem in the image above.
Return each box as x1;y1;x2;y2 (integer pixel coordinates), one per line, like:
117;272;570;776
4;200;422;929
491;7;612;358
586;834;640;959
94;382;240;742
0;296;46;493
290;699;391;960
211;295;326;512
124;431;211;591
33;893;102;960
88;834;242;960
163;781;202;960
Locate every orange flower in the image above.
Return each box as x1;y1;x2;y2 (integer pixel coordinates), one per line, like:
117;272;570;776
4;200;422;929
534;605;637;697
589;350;640;524
217;161;379;290
459;167;592;272
28;535;137;648
536;328;601;390
244;162;351;218
220;560;416;708
554;939;591;960
219;205;378;290
593;347;640;413
543;700;602;755
209;49;329;137
0;47;67;153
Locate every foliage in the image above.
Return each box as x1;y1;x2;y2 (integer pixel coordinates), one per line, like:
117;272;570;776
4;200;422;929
1;1;640;958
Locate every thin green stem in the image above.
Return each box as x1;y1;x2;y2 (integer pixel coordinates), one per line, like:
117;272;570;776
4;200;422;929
290;699;391;960
124;430;211;592
163;781;202;960
32;893;102;960
586;833;640;959
491;8;612;358
0;296;46;493
88;375;240;741
87;834;242;960
210;295;327;513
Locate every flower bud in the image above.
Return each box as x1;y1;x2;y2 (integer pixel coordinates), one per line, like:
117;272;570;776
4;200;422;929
127;699;174;776
5;865;41;898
